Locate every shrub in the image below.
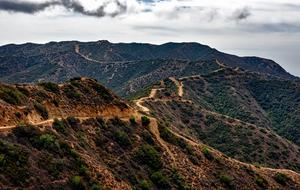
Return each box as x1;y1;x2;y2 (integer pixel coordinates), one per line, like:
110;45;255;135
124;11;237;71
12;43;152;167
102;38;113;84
134;145;162;170
141;131;155;145
114;130;131;147
79;164;88;176
130;116;136;125
38;134;58;150
205;115;217;126
159;126;198;164
64;87;81;100
34;102;49;119
39;82;59;93
219;173;234;188
96;116;106;128
38;155;64;179
139;180;152;190
171;169;189;190
141;116;151;127
13;124;39;138
0;140;29;186
273;173;290;185
69;175;85;190
0;86;26;105
255;175;268;188
91;184;101;190
150;171;170;188
91;83;112;101
67;116;80;128
53;119;66;134
159;126;177;145
202;147;214;160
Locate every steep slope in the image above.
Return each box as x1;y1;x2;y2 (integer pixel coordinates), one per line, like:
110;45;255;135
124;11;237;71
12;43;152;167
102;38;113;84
0;77;129;127
0;78;300;190
134;71;300;172
179;68;300;147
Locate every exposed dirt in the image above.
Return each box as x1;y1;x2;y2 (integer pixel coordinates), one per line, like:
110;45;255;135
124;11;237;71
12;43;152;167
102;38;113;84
75;44;103;64
169;77;183;97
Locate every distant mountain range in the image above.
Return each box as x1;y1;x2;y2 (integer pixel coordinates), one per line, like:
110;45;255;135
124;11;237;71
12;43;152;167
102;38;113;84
0;40;297;97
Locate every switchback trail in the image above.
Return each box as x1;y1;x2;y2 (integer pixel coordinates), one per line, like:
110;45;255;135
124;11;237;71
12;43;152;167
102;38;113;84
135;87;164;113
169;77;183;97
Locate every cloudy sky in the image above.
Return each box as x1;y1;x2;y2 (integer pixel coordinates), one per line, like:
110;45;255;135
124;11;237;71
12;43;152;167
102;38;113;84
0;0;299;76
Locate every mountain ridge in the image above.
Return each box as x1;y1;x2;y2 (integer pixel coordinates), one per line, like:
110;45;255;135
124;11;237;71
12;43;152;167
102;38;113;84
0;40;297;81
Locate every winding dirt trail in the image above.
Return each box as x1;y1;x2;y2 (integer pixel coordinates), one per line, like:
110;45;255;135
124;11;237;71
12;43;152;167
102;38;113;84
132;75;300;180
135;87;164;113
169;77;183;97
0;117;91;132
74;44;134;65
148;117;176;164
135;75;198;113
135;98;151;113
75;44;103;64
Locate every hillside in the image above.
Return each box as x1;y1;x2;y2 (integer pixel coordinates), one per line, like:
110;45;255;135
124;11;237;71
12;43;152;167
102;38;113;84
0;41;297;98
0;78;300;190
134;68;300;172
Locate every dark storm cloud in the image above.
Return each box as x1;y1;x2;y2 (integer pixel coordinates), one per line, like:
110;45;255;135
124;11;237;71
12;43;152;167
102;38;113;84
0;0;59;14
0;0;127;17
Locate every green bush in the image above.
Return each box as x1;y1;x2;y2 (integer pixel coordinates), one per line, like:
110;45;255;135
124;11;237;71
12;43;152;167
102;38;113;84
138;180;152;190
273;173;290;185
205;115;217;126
67;116;80;128
202;147;214;160
134;145;162;170
114;130;131;147
0;86;26;105
38;134;58;150
39;82;59;93
38;155;64;179
171;169;189;190
159;125;198;164
159;126;177;145
69;175;85;190
91;184;102;190
141;116;151;127
150;171;170;188
219;173;234;188
13;124;39;138
130;116;136;125
0;140;29;186
53;118;66;134
64;87;81;100
34;102;49;119
255;175;268;188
